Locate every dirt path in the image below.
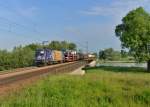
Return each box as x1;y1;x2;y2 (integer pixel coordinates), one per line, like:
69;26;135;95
70;60;96;75
70;66;85;75
88;60;96;67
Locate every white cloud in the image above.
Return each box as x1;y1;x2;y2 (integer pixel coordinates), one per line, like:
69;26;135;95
78;0;150;51
81;0;149;17
81;0;150;26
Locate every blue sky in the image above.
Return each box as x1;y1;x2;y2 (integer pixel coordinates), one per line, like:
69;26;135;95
0;0;150;52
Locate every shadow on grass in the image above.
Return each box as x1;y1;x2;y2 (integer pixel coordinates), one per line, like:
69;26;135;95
83;66;148;73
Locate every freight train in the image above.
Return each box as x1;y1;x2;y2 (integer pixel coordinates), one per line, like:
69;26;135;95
35;49;95;66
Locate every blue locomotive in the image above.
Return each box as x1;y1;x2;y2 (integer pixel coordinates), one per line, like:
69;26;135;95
35;49;53;65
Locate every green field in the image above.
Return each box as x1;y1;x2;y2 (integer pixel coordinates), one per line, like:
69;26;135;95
0;66;150;107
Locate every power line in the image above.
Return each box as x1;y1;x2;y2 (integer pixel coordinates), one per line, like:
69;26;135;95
0;16;39;34
0;3;47;37
73;41;89;53
0;3;37;27
0;16;46;42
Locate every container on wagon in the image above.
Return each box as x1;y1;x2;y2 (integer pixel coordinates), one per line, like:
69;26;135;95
64;50;76;62
52;50;64;62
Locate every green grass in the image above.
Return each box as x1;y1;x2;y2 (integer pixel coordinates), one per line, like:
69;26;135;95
0;66;150;107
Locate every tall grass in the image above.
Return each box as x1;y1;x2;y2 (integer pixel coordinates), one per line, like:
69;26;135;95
0;67;150;107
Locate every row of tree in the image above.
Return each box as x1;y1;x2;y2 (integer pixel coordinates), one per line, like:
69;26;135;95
0;47;34;71
26;41;76;51
99;48;133;61
0;41;77;71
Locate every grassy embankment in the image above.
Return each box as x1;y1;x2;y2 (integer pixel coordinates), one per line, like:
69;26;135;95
0;66;150;107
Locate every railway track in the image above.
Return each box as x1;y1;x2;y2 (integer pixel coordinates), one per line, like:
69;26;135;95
0;61;86;86
0;67;37;75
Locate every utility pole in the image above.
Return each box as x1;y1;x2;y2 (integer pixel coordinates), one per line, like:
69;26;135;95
85;41;89;63
42;41;49;48
86;41;88;55
42;41;48;45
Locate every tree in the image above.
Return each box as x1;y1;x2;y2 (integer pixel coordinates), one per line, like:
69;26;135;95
25;43;42;51
12;46;34;67
104;48;114;60
61;41;69;50
99;50;106;60
115;7;150;71
99;48;121;61
48;41;61;50
47;41;77;50
68;43;76;50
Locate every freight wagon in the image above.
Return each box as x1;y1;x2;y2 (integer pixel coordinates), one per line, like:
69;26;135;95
52;50;64;63
64;51;78;62
84;54;96;62
35;49;64;66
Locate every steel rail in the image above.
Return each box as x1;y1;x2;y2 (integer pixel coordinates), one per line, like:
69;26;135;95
0;61;86;86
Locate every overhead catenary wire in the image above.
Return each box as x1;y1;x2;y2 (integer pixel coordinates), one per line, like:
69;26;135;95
0;2;37;27
0;16;41;35
73;41;89;53
0;2;47;40
0;2;87;51
0;16;47;43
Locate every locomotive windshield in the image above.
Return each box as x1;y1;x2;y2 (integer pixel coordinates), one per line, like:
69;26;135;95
35;49;45;56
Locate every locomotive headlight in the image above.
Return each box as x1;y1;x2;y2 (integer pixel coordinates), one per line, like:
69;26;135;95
40;51;44;54
42;57;45;60
37;56;42;60
37;55;45;60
